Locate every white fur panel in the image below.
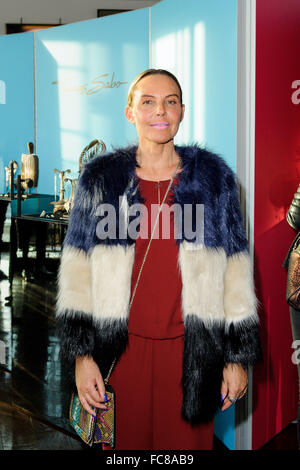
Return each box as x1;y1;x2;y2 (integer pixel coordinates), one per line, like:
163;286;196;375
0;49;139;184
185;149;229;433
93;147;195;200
57;245;93;315
178;241;227;324
223;251;258;324
90;244;135;320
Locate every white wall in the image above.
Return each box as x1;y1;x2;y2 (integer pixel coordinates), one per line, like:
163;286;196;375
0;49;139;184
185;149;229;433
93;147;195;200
0;0;160;36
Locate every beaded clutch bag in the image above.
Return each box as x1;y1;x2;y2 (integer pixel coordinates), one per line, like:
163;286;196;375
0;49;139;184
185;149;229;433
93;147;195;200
286;238;300;311
69;383;115;448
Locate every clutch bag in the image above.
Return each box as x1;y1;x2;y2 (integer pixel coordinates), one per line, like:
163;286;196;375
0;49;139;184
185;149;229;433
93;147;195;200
286;237;300;311
69;383;115;448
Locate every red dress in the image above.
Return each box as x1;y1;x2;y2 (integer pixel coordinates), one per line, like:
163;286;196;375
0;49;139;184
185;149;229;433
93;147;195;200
103;177;214;450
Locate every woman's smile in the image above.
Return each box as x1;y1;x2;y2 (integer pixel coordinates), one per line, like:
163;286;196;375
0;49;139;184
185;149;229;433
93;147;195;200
150;122;170;129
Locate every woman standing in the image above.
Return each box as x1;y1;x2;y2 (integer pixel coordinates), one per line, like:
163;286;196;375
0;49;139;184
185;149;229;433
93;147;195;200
56;69;261;450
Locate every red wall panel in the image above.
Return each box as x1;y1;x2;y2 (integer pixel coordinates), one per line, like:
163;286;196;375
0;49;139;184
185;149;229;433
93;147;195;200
253;0;300;449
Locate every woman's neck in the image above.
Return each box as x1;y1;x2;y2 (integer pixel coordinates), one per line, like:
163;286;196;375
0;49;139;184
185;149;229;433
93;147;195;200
136;141;181;181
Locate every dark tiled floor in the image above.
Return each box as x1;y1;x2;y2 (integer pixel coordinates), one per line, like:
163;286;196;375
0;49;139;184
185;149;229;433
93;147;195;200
0;234;85;450
0;233;298;451
0;369;83;450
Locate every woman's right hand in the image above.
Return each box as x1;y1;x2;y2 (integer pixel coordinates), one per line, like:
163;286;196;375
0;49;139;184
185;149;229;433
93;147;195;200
75;355;107;416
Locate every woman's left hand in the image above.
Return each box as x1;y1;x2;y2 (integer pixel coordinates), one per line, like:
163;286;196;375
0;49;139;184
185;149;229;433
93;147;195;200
220;363;248;411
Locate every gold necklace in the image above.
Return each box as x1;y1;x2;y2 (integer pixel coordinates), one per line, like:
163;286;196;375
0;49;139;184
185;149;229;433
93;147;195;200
157;181;161;205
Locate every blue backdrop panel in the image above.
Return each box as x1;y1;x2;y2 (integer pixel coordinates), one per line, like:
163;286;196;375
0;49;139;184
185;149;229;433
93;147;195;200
151;0;237;172
151;0;237;449
35;9;149;195
0;33;35;194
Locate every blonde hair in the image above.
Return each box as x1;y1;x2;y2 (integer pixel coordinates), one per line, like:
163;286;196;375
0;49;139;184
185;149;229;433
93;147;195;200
127;69;183;107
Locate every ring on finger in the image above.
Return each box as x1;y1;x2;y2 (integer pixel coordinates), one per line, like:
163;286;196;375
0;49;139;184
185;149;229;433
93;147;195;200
227;396;239;404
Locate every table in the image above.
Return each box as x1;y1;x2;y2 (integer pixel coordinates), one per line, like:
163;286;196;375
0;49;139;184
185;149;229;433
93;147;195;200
9;213;68;282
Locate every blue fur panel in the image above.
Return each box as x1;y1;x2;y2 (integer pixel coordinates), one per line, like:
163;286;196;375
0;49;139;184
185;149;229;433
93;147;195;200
218;171;249;257
181;315;225;423
224;320;263;367
56;311;128;386
64;144;248;254
64;146;144;249
63;167;102;252
172;145;249;255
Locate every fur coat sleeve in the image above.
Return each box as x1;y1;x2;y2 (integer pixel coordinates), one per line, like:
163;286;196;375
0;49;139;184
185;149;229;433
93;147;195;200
219;169;261;366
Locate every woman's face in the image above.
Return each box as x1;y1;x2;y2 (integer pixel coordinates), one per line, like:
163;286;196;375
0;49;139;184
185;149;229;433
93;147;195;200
125;74;185;146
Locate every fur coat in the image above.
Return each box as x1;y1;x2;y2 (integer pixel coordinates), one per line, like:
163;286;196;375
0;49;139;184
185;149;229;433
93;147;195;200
56;144;262;424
